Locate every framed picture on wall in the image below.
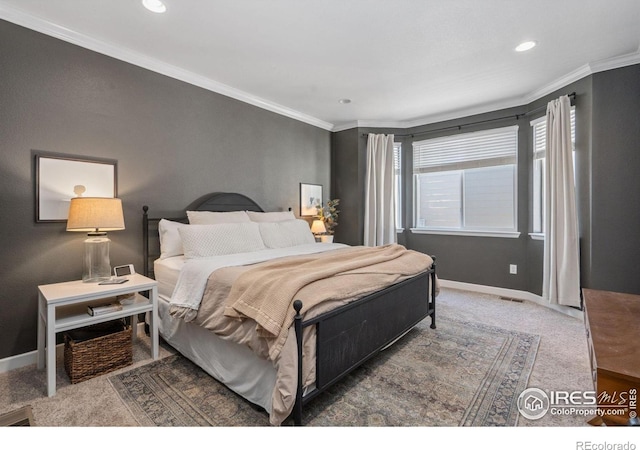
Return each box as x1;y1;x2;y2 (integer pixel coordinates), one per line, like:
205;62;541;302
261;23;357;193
300;183;322;216
34;150;118;222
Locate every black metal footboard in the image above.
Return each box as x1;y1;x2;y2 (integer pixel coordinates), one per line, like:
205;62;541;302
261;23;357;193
292;259;437;425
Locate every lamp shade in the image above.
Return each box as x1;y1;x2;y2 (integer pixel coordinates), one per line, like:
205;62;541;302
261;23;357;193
310;219;326;234
66;197;125;233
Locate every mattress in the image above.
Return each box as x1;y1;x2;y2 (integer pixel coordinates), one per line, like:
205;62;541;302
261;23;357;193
154;256;184;298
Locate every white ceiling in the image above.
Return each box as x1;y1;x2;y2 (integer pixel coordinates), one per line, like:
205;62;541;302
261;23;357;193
1;0;639;131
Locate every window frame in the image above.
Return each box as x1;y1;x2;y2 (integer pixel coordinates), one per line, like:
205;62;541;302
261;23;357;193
410;125;520;239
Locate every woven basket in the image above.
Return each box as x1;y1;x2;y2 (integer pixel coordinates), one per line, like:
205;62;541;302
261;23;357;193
64;320;133;384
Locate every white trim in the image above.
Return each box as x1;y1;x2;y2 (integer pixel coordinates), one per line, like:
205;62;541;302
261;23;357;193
589;51;640;75
396;228;405;233
524;64;593;105
0;4;334;131
438;279;584;320
332;122;359;132
356;120;411;130
0;344;63;375
410;228;521;239
529;232;544;241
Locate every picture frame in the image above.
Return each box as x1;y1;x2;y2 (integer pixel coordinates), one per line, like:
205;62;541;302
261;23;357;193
34;150;118;222
300;183;322;216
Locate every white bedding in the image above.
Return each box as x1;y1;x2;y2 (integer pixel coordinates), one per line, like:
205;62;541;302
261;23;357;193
169;243;348;318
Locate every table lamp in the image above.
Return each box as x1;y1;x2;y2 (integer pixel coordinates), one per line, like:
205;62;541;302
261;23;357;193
66;197;125;282
310;219;326;241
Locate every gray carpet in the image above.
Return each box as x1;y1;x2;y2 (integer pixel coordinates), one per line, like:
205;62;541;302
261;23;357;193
109;317;539;426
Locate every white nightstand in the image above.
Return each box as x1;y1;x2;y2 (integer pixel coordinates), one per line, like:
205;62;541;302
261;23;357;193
37;273;159;396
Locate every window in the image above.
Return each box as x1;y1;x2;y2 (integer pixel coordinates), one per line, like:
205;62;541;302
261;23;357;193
412;126;518;236
393;142;402;229
531;108;576;235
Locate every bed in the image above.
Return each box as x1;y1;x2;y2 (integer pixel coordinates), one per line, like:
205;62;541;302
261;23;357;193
142;192;437;425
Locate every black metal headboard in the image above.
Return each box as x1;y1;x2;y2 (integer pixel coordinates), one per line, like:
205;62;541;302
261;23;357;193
142;192;264;278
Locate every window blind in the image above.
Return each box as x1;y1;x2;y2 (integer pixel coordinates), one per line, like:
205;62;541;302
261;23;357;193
393;142;401;171
531;108;576;160
413;125;518;174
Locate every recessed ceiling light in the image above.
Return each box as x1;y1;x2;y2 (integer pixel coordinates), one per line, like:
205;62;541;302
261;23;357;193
515;41;537;52
338;98;351;104
142;0;167;13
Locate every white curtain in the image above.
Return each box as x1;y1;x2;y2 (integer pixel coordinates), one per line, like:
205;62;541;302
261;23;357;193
364;133;396;246
543;95;581;307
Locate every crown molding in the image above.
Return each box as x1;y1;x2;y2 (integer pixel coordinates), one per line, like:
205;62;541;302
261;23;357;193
2;4;638;134
331;122;359;132
0;4;334;131
362;49;640;132
523;64;593;105
589;49;640;74
524;50;640;104
400;98;526;130
332;120;409;132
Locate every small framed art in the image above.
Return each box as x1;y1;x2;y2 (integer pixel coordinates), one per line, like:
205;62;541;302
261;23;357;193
299;183;322;216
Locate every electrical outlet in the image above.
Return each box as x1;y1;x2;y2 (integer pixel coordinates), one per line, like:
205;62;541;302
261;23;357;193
509;264;517;275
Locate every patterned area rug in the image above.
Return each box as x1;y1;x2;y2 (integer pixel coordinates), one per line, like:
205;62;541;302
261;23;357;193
109;317;539;426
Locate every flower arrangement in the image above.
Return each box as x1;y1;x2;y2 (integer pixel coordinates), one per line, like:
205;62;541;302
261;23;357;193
315;199;340;235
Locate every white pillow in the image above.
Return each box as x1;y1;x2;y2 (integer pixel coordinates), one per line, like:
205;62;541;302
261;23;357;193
187;210;251;224
158;219;186;259
247;210;295;222
179;222;266;258
259;220;316;249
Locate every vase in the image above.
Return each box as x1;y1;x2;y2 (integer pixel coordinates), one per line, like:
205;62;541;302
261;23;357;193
320;235;334;243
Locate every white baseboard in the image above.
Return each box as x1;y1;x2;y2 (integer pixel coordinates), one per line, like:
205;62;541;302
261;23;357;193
0;345;62;375
0;322;147;375
438;279;585;320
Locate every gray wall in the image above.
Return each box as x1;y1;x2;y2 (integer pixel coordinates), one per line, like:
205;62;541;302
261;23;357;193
590;64;640;294
331;128;360;245
0;20;331;359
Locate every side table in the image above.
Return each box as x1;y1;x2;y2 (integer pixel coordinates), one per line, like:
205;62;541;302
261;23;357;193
37;273;159;396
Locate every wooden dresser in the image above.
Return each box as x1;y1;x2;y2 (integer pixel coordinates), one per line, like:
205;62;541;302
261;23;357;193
582;288;640;426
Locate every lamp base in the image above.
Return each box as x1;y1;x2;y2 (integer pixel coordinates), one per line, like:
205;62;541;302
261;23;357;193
83;234;111;283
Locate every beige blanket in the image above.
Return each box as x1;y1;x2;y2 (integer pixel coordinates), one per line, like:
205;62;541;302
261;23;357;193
171;244;434;425
224;244;433;360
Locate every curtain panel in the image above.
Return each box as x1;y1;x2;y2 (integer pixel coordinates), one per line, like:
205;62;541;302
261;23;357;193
542;95;581;307
364;133;397;246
